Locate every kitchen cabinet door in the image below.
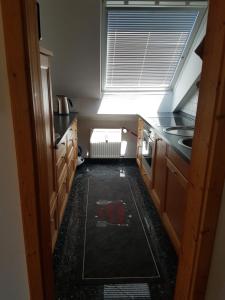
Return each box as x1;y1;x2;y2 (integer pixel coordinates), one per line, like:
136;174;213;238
151;135;167;212
50;199;58;251
40;53;57;209
58;171;68;226
163;158;188;253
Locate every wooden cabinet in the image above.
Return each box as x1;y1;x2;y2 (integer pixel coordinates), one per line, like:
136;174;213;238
56;136;67;189
57;166;68;225
162;156;189;253
151;135;167;213
50;199;58;250
136;117;190;254
67;156;75;192
40;48;78;250
56;119;78;227
136;117;153;191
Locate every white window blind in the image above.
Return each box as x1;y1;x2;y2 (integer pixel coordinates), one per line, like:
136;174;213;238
105;9;199;91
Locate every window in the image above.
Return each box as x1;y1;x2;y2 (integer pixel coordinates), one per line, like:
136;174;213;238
103;3;205;93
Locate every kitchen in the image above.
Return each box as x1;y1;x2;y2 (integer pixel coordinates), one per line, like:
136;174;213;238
1;1;225;300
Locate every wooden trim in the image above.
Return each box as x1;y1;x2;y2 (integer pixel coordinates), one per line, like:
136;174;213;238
23;2;55;299
1;1;54;299
175;0;225;299
2;0;225;299
151;189;161;213
40;51;57;208
162;213;180;254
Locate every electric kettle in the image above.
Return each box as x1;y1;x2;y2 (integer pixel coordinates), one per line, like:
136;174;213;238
56;95;73;115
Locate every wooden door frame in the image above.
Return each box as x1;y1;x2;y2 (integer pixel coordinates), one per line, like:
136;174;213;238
175;0;225;299
1;1;54;299
1;0;225;299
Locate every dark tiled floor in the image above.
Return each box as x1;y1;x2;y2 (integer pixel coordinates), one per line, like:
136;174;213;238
53;160;178;299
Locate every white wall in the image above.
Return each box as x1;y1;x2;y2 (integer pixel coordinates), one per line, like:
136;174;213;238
0;5;29;299
180;90;199;117
39;1;208;116
171;11;208;112
39;0;101;100
39;0;139;157
78;115;138;158
205;182;225;300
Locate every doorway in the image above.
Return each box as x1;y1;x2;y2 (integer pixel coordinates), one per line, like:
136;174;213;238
1;0;225;299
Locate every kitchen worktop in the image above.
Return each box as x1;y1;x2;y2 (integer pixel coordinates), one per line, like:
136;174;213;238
54;112;78;144
139;112;195;162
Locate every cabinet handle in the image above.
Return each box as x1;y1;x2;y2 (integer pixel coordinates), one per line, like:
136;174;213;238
61;142;66;146
70;128;73;131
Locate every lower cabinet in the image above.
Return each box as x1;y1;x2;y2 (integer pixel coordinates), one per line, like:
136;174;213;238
50;198;58;251
50;119;78;250
58;170;68;225
151;136;167;213
40;48;78;250
136;117;190;255
67;157;75;192
162;157;189;253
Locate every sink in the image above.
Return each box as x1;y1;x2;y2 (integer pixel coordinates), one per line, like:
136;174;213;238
163;126;194;137
178;138;193;149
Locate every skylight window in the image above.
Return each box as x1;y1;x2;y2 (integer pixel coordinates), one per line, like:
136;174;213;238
104;8;199;92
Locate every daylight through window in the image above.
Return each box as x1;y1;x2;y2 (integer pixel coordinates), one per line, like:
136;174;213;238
104;9;199;92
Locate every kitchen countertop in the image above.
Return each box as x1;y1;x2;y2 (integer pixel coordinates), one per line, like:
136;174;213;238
139;112;195;162
54;112;78;144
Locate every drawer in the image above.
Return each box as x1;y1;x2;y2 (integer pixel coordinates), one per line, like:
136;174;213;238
57;162;67;190
56;154;66;183
57;174;68;225
67;158;75;192
68;131;77;146
67;136;75;154
50;199;58;251
55;136;67;163
166;145;190;179
68;144;76;163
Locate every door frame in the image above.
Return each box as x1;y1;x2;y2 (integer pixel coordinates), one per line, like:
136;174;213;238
1;0;225;299
1;1;54;299
175;0;225;298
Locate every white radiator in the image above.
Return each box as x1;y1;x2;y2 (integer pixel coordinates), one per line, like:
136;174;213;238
90;142;121;158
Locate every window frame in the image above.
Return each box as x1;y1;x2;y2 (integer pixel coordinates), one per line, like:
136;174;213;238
101;2;207;94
